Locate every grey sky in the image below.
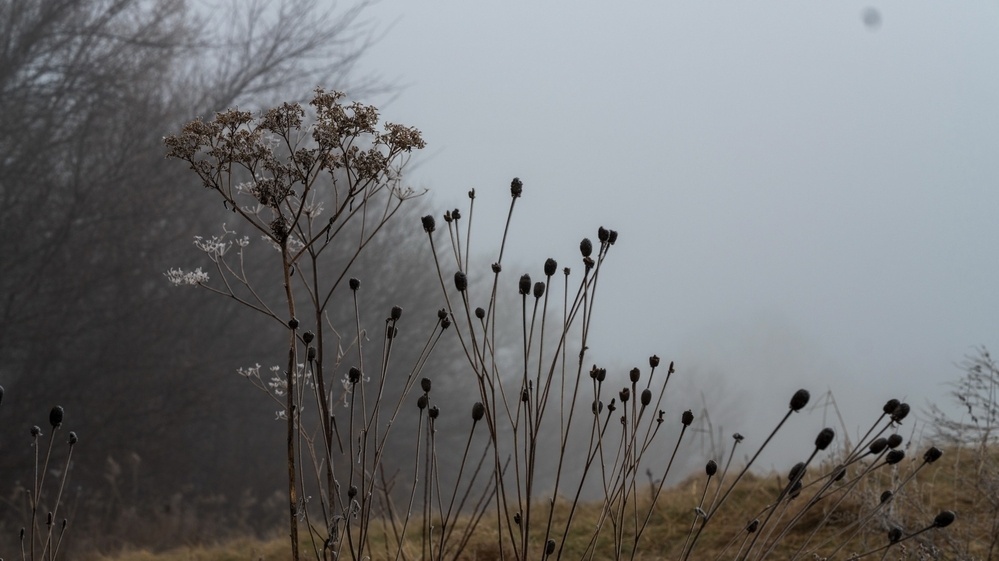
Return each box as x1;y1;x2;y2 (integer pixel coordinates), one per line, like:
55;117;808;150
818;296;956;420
360;2;999;456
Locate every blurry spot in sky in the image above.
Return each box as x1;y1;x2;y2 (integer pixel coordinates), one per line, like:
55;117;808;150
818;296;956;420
862;7;882;30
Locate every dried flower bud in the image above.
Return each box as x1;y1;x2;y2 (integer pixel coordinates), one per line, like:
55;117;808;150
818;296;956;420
349;278;360;291
49;406;64;428
629;368;640;383
619;388;630;403
68;432;78;445
349;367;361;384
421;215;436;233
592;400;603;415
789;389;810;411
444;210;453;223
492;262;502;273
890;402;910;423
880;490;893;504
391;306;403;321
544;258;557;276
519;274;531;295
933;510;956;528
472;402;485;422
475;307;486;319
533;281;545;299
641;389;652;407
885;449;905;465
307;347;317;361
579;238;593;258
421;378;432;393
348;485;358;499
923;446;943;463
596;368;606;382
746;519;759;533
288;317;299;329
608;230;618;245
869;437;888;454
302;331;315;344
510;177;523;198
883;398;900;415
429;405;440;419
545;539;556;555
682;409;694;426
814;427;835;451
888;527;902;543
417;395;428;410
887;434;903;449
705;459;718;477
454;271;468;292
649;355;660;368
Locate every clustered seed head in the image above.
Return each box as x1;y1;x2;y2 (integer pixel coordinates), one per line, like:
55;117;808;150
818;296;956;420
68;432;78;445
31;425;41;437
629;368;640;383
746;519;760;533
682;410;694;426
890;402;910;423
649;355;660;368
705;460;718;477
589;366;607;382
888;527;902;543
510;177;523;198
883;398;900;415
429;405;440;419
475;307;486;319
869;437;888;454
349;367;361;384
303;331;315;344
887;434;903;449
421;378;432;393
288;317;299;329
519;274;531;295
619;388;630;403
349;278;360;291
443;211;453;223
815;427;835;450
880;490;893;504
933;510;956;528
421;215;436;233
641;389;652;406
533;282;545;298
471;402;485;422
391;306;403;321
923;446;943;463
417;395;428;410
49;406;64;428
544;258;557;277
579;238;593;258
885;449;905;465
789;389;810;411
454;271;468;292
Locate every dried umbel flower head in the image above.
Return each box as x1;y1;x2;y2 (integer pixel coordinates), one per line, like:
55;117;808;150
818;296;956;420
391;306;403;320
579;238;593;258
521;388;530;402
451;208;461;221
421;378;432;393
607;399;617;413
513;512;522;525
471;402;485;422
733;433;745;443
885;449;905;465
510;177;523;198
533;281;545;298
468;189;475;199
814;427;835;450
349;367;361;384
887;434;903;449
923;446;943;463
682;409;694;426
933;510;956;528
475;307;486;319
789;389;810;411
629;368;640;383
443;210;453;223
421;215;436;233
596;368;607;382
649;355;660;368
349;278;360;291
640;389;652;406
50;406;64;428
302;331;315;344
544;258;557;277
519;274;531;295
454;271;468;292
705;459;718;477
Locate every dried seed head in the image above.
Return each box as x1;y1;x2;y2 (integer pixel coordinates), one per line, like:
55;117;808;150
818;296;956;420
789;479;803;498
789;389;810;411
788;462;807;482
50;406;64;428
510;177;523;198
649;355;660;368
880;490;893;504
68;432;78;445
883;398;900;415
923;446;943;463
592;400;603;415
933;510;956;528
629;368;640;383
833;466;847;481
869;437;888;454
814;427;835;451
733;433;745;443
579;238;593;258
349;278;360;291
468;189;475;199
421;215;436;233
417;395;428;410
544;258;557;276
519;274;531;295
598;226;609;243
429;405;440;419
888;527;902;543
887;434;903;449
746;519;760;533
682;410;694;426
596;368;607;382
619;388;630;403
302;331;315;344
472;402;485;422
640;389;652;407
386;325;398;339
307;347;317;361
438;308;448;320
454;271;468;292
656;410;664;423
492;262;502;273
391;306;403;320
521;388;530;402
563;267;570;276
705;459;718;477
288;317;299;329
421;378;432;393
533;281;545;299
608;230;618;244
885;449;905;465
589;365;599;379
349;367;361;384
513;512;522;525
890;402;910;423
31;425;41;437
546;539;556;556
348;485;358;499
475;307;486;319
452;208;461;220
441;317;451;329
607;399;617;413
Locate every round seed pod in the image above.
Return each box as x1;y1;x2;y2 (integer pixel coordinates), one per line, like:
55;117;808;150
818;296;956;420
533;281;545;299
544;258;557;277
510;177;523;198
619;388;630;403
933;510;956;528
887;434;903;449
923;446;943;463
880;490;893;504
563;267;570;276
492;262;502;273
391;306;403;321
417;395;428;410
608;230;618;245
788;462;806;482
890;403;910;423
649;355;660;368
888;527;902;543
519;274;531;295
546;539;556;556
348;485;358;499
475;307;486;319
421;215;436;233
682;410;694;426
592;400;603;415
598;226;609;243
705;459;718;477
596;368;606;382
746;519;760;533
302;331;315;344
438;308;448;320
885;449;905;465
579;238;593;258
640;389;652;407
349;367;361;384
68;432;78;445
349;278;360;291
307;347;317;361
789;389;810;411
629;368;640;383
429;405;440;419
421;378;432;393
471;402;485;422
454;271;468;292
814;427;835;451
31;425;41;437
869;437;888;454
288;317;299;329
49;406;64;428
883;398;900;415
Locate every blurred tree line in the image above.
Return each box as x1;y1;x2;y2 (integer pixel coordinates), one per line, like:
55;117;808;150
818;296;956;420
0;0;470;553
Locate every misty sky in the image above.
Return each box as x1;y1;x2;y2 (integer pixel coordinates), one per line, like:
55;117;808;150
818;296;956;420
359;2;999;456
